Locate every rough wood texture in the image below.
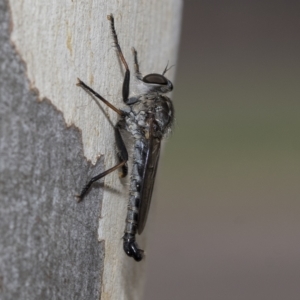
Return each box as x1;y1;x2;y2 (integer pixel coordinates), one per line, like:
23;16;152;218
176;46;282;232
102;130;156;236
1;0;182;299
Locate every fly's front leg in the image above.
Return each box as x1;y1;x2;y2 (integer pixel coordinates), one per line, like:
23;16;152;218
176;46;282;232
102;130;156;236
77;126;128;201
131;47;143;80
107;14;131;104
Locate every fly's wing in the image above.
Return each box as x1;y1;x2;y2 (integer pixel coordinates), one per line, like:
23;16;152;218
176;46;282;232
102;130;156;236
137;121;161;234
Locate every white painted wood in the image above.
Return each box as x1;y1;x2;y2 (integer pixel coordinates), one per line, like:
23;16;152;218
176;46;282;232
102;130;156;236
8;1;182;299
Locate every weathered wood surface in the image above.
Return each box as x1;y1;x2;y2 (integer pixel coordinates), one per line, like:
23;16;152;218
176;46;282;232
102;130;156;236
0;0;182;299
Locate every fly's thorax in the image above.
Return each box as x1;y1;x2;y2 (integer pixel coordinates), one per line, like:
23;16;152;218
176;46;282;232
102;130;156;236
124;111;147;140
124;94;174;138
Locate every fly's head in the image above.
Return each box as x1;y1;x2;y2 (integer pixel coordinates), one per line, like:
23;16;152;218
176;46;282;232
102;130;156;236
138;73;173;95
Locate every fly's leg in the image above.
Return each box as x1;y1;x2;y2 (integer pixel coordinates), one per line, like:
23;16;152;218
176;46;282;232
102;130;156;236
107;14;131;104
115;121;128;178
77;161;126;201
131;47;143;80
77;126;128;201
77;78;124;116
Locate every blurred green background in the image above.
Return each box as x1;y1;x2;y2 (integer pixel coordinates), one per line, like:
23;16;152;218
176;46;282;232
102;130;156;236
145;1;300;299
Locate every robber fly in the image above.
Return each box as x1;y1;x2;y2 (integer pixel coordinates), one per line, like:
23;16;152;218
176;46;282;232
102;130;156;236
76;14;174;261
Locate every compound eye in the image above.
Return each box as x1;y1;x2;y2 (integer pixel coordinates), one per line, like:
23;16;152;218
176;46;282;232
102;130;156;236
143;74;168;85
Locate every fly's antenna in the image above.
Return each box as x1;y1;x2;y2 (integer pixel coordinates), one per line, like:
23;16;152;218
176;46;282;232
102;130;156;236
162;61;175;76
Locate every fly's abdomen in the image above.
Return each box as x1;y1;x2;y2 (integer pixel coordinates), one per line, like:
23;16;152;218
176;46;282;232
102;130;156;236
124;138;147;236
123;138;147;261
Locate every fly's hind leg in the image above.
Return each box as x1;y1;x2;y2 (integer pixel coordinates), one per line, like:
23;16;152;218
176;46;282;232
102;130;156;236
115;121;128;178
77;125;128;201
77;78;123;116
107;14;131;105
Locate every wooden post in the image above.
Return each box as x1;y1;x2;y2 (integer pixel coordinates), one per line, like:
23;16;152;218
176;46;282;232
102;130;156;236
0;0;182;299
